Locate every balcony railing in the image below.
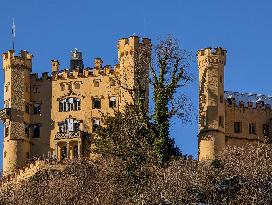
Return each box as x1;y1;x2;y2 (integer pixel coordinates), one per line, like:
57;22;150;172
55;131;82;140
0;108;11;122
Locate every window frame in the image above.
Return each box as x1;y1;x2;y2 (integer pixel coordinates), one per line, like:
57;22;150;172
94;81;100;87
4;124;9;138
33;124;41;138
59;98;81;112
25;104;29;114
92;118;100;132
263;124;269;136
234;122;242;133
33;103;41;114
93;98;101;109
219;116;224;128
109;96;117;108
249;123;256;134
74;82;80;89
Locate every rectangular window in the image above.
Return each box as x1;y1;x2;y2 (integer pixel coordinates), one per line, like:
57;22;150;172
263;124;269;136
92;119;100;132
93;98;101;109
33;124;41;138
59;98;81;112
234;122;241;133
25;124;29;138
25;83;28;92
33;103;41;114
110;79;116;86
26;152;29;159
60;83;65;91
25;104;29;114
109;96;117;108
74;98;81;111
74;83;80;89
59;101;64;112
220;76;223;83
59;122;66;133
74;122;80;131
94;81;100;87
4;125;9;138
219;116;224;128
249;123;256;134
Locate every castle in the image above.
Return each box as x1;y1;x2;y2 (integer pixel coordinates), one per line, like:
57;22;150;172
198;48;272;160
2;35;270;176
0;36;151;176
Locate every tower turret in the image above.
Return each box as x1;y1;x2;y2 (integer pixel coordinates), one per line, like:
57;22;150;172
70;49;84;72
2;50;32;175
117;36;151;109
197;47;227;160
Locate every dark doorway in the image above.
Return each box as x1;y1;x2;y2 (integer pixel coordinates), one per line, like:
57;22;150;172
61;146;67;160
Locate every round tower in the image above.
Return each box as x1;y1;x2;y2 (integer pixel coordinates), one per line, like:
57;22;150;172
2;50;32;175
197;47;227;160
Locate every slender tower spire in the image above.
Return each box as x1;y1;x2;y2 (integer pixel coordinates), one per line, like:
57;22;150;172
11;18;16;50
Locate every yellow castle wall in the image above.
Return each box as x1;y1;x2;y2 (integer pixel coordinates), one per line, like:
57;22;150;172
198;47;272;160
225;103;272;144
1;36;151;175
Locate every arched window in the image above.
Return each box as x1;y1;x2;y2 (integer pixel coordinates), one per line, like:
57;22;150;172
61;146;67;160
59;98;81;112
73;145;78;159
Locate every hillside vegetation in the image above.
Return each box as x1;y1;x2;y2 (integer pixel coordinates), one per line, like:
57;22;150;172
0;143;272;205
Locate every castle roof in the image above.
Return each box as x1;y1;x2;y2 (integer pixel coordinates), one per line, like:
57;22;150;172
224;91;272;106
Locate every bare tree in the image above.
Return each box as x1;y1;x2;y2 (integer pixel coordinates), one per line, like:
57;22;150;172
150;36;193;164
113;36;194;165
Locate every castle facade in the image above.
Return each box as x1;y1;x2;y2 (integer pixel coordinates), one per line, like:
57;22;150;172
1;36;151;175
2;35;269;175
198;48;272;160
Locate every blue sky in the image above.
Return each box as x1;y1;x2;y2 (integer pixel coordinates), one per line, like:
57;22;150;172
1;0;272;165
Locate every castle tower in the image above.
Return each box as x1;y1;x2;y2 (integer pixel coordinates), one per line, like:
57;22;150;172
1;50;33;175
117;36;151;109
197;47;227;160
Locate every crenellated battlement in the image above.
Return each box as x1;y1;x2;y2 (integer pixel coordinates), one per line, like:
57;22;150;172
225;91;272;112
51;65;116;81
197;47;227;68
197;47;227;57
30;72;52;81
117;36;151;59
2;50;33;71
225;98;272;114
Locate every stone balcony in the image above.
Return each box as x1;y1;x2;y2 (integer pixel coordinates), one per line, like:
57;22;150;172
0;108;11;122
54;130;83;140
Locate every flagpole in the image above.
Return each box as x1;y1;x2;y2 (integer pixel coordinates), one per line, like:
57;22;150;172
12;18;16;51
